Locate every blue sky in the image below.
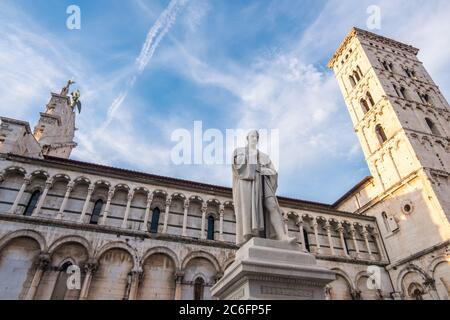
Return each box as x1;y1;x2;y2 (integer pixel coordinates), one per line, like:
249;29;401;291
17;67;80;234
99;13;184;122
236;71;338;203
1;0;449;204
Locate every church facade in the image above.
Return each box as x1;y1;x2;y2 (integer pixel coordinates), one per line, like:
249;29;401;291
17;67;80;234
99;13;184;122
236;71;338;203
0;28;448;300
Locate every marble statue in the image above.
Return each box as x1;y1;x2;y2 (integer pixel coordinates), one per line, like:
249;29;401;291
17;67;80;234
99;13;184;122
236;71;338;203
232;130;296;246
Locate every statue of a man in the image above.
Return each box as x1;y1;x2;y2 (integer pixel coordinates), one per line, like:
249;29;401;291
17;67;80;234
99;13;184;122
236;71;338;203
232;130;296;246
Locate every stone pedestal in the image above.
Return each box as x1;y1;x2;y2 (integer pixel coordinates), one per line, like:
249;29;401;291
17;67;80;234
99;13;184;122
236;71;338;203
211;238;336;300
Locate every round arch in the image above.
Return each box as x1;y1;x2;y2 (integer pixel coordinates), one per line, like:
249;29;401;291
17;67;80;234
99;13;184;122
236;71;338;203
0;230;47;252
48;235;93;258
140;246;180;270
94;241;138;269
181;251;222;273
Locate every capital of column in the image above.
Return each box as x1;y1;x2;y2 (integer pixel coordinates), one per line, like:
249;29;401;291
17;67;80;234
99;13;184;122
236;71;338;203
166;197;172;207
83;260;99;274
147;192;154;204
174;270;185;283
37;253;51;270
23;176;32;185
66;181;75;191
44;178;54;189
184;200;190;209
87;184;95;194
201;203;208;213
323;221;332;231
107;187;115;200
127;191;135;201
219;204;225;215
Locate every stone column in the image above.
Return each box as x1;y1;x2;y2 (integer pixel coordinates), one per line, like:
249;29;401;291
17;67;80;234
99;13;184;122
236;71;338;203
182;199;190;237
337;223;349;258
174;271;184;300
121;190;134;229
296;217;306;252
32;178;53;217
362;228;374;260
56;181;74;219
24;253;50;300
100;187;115;226
349;225;360;258
79;260;99;300
79;184;95;223
9;175;31;214
162;196;172;233
312;218;322;254
324;221;335;256
219;205;225;241
142;192;153;231
128;268;143;300
200;203;208;239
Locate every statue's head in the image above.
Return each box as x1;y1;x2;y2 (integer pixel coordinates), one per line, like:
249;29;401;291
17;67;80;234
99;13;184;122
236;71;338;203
246;130;259;147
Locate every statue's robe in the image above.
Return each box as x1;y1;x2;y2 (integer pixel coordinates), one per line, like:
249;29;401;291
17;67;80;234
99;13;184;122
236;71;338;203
232;147;280;246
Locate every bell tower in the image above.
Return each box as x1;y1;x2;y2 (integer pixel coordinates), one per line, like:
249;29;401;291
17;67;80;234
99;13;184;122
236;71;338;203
328;28;450;266
33;81;79;159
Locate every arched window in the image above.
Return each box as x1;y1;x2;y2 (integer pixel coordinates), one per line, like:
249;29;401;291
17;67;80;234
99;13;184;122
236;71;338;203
357;66;363;78
366;92;375;107
207;215;215;240
303;229;311;252
150;207;160;233
51;262;73;300
360;98;370;113
90;200;103;225
349;75;356;88
194;277;205;300
24;190;41;216
375;125;388;145
425;118;441;136
353;71;361;82
400;87;408;99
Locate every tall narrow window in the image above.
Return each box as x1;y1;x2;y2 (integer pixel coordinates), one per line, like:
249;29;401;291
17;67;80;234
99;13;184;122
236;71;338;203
194;277;205;300
303;229;311;252
425;118;441;136
24;190;41;216
353;71;361;82
150;207;160;233
375;125;388;145
343;234;350;256
51;262;73;300
393;84;400;97
349;75;356;88
207;215;215;240
357;66;363;78
400;87;408;99
366;92;375;107
90;200;103;225
360;98;370;113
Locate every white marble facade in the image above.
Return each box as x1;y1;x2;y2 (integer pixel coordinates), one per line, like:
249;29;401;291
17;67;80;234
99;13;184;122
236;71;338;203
0;28;448;300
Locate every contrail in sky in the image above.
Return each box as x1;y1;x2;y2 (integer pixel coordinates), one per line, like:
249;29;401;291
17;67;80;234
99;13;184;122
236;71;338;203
104;0;188;127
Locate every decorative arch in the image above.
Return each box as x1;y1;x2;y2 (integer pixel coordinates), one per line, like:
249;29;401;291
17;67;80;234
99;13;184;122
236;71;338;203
0;229;47;252
181;251;222;273
395;264;429;293
1;166;27;178
331;268;355;290
94;241;138;269
428;255;450;276
48;235;93;258
140;246;180;270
